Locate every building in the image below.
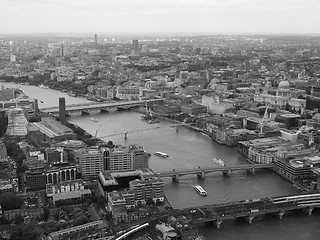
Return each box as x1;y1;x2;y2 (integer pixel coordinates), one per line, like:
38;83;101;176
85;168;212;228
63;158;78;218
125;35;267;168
129;176;164;204
47;220;106;240
25;168;47;191
0;180;14;195
52;189;91;206
0;140;7;160
103;146;132;172
254;80;306;113
276;158;312;182
46;163;77;184
80;148;104;180
28;117;76;146
97;169;155;200
238;136;317;164
116;86;140;100
5;107;28;137
155;223;178;240
46;179;85;197
0;88;38;118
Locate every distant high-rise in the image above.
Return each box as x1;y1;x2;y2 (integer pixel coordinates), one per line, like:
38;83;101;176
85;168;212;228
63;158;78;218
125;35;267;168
59;97;66;125
95;34;98;44
61;44;64;57
132;39;139;50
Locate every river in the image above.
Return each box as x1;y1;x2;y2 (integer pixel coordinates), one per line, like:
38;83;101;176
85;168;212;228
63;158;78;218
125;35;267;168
2;82;320;240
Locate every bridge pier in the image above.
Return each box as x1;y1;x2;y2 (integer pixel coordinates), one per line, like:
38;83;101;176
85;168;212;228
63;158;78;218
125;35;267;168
197;171;206;180
100;108;109;113
172;175;180;183
246;215;254;224
305;206;314;216
81;110;90;115
215;218;222;229
247;167;255;175
223;169;231;177
277;210;285;220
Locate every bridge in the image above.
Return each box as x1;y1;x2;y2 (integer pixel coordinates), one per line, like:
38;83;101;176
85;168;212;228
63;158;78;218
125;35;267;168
157;164;275;181
183;193;320;228
112;193;320;236
40;99;163;114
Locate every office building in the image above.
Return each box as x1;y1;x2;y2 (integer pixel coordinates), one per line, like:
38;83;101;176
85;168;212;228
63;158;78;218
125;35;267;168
103;145;149;172
80;148;104;180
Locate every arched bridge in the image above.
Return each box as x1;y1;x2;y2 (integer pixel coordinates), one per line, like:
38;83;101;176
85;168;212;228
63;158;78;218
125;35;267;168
40;99;163;114
157;164;275;181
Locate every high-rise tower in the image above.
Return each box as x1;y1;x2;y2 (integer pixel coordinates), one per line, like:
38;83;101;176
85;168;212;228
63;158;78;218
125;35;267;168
95;34;98;44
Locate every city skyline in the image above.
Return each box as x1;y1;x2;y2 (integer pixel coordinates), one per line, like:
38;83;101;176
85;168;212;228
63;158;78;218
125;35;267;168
1;0;320;34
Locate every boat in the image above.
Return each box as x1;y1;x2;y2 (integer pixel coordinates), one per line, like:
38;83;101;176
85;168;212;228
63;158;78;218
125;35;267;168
90;117;98;122
39;84;49;89
212;157;226;166
193;185;207;196
154;152;169;158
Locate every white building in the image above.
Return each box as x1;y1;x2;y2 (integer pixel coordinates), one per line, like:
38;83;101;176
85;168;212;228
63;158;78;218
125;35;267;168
6;107;28;137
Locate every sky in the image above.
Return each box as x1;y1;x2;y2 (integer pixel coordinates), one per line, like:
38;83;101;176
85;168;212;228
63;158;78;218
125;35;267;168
1;0;320;34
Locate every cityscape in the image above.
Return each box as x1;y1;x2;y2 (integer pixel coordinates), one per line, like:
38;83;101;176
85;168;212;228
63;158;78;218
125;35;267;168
1;1;320;240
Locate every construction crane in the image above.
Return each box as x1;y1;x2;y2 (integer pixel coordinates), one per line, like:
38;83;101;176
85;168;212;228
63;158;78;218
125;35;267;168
259;105;269;135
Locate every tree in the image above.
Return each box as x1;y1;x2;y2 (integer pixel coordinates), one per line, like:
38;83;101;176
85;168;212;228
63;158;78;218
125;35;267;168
10;226;39;240
0;194;23;211
146;198;154;206
0;110;8;137
13;214;24;224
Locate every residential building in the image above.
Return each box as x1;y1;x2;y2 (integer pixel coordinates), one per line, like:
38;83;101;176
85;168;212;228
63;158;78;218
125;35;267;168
47;220;106;240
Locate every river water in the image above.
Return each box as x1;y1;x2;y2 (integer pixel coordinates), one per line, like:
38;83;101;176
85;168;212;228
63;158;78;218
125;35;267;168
2;82;320;240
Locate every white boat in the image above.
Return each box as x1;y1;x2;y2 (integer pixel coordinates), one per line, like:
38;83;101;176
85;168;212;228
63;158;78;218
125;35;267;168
154;152;169;158
90;117;98;122
194;185;207;196
212;157;226;166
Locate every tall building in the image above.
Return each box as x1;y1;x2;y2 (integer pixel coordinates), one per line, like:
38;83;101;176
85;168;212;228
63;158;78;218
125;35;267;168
95;34;98;44
131;39;140;55
6;107;28;137
132;39;139;50
103;145;149;172
103;146;132;171
61;44;64;57
80;148;104;180
59;97;66;125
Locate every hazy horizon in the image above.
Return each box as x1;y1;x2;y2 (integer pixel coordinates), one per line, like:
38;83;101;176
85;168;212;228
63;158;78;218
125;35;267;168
1;0;320;34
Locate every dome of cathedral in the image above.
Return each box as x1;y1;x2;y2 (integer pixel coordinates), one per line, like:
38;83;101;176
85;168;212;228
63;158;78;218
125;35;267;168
278;80;290;89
